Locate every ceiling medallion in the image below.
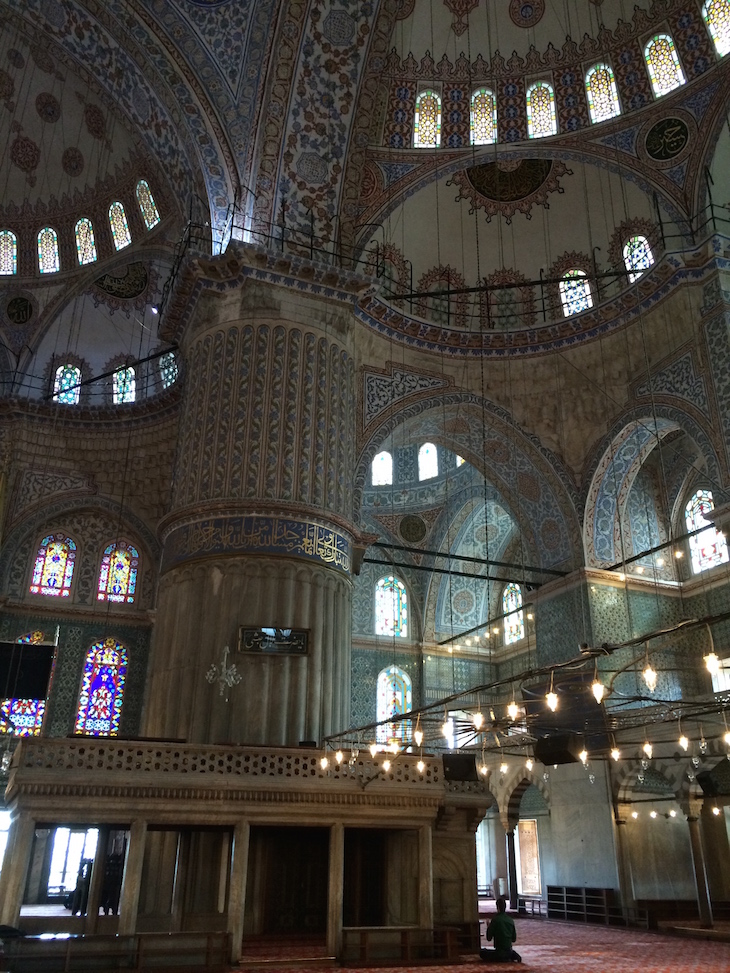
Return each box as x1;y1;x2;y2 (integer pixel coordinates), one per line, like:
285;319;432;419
509;0;545;28
444;0;480;35
645;118;690;162
447;158;572;223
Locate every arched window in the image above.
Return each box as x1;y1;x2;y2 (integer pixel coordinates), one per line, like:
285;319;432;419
375;576;408;637
585;64;621;123
74;218;97;265
470;88;497;145
623;235;655;282
0;230;17;275
136;179;161;229
53;364;81;405
372;450;393;486
703;0;730;56
414;90;441;147
30;533;76;597
97;542;139;604
418;442;438;480
685;489;729;573
159;352;178;389
74;638;128;736
38;227;60;274
113;366;135;404
644;34;686;97
109;201;132;250
503;582;525;644
376;665;412;743
526;81;557;139
559;270;593;316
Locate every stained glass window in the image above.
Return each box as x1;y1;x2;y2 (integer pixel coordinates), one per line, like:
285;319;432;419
685;489;729;573
644;34;686;97
623;235;655;282
418;442;438;480
97;542;139;604
113;367;135;404
74;638;127;736
1;699;45;736
503;582;525;644
136;179;161;230
526;81;557;139
375;576;408;637
38;226;60;274
470;88;497;145
53;364;81;405
0;230;17;275
372;450;393;486
376;665;412;743
28;538;75;599
703;0;730;56
559;270;593;316
109;201;132;250
30;534;76;597
74;218;97;265
159;352;178;389
414;90;441;147
585;64;621;123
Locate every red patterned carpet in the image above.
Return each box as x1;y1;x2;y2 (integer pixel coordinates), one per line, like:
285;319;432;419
237;922;730;972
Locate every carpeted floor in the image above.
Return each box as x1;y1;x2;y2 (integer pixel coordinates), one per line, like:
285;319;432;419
237;921;730;972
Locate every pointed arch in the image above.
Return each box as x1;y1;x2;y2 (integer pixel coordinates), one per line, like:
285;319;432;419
644;34;686;97
526;81;557;138
585;63;621;123
0;230;17;275
97;541;140;603
74;638;128;736
136;179;161;229
38;227;60;274
375;576;408;637
414;90;441;147
29;533;77;597
376;665;413;743
109;201;132;250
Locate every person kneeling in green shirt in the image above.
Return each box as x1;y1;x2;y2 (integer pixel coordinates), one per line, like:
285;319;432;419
480;896;521;963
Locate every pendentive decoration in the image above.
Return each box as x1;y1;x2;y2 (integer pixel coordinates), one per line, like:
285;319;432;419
509;0;545;28
447;158;572;223
443;0;480;35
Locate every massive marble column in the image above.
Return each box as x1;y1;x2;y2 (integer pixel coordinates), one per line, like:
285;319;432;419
145;275;357;745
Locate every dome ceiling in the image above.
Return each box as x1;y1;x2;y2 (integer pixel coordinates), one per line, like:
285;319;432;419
0;26;145;217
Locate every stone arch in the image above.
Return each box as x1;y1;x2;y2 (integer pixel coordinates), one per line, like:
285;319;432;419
500;773;551;829
356;389;581;571
0;496;159;610
582;407;724;568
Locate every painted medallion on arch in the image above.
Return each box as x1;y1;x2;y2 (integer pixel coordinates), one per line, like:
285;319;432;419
447;159;572;223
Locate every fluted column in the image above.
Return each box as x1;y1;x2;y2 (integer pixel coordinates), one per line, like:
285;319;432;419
146;281;357;745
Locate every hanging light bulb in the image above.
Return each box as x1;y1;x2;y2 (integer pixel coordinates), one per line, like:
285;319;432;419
546;671;558;711
441;713;451;738
388;737;400;755
417;759;425;773
705;652;720;676
382;759;391;772
413;725;423;747
369;742;378;758
631;811;639;819
724;730;730;747
473;711;484;730
591;679;605;703
611;747;620;762
480;763;489;776
713;806;721;816
643;663;657;692
679;735;689;751
649;810;657;819
500;762;508;775
507;700;519;721
669;809;677;818
525;758;533;771
335;750;344;764
643;741;653;759
320;756;329;770
579;750;588;765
